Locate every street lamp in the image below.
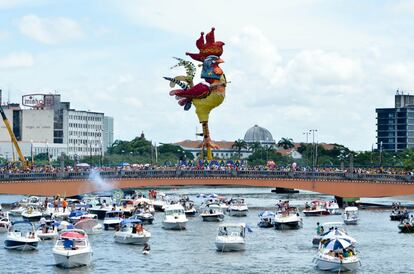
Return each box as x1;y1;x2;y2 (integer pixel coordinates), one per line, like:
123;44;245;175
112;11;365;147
309;129;318;170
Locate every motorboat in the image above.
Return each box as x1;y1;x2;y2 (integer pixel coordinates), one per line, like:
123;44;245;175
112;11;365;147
312;222;350;247
200;197;229;211
22;206;43;222
0;212;11;233
4;221;40;251
313;237;360;272
257;211;275;228
69;210;97;223
343;206;359;225
182;201;197;216
9;205;25;217
227;199;248;217
200;208;225;222
303;200;329;216
88;204;112;220
114;219;151;245
74;216;103;235
326;201;341;215
36;223;58;240
129;211;154;225
53;229;92;268
150;192;168;212
273;208;302;230
398;218;414;233
134;198;156;214
390;210;409;221
103;210;124;230
162;204;188;230
215;223;246;252
118;199;136;217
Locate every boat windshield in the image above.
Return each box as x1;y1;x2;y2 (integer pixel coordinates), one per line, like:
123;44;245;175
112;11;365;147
56;238;87;248
218;226;245;237
165;209;184;216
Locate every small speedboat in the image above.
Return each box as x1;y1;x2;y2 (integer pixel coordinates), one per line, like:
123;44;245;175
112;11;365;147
326;201;341;215
9;205;25;217
257;211;275;228
343;207;359;225
88;205;112;220
273;209;302;230
22;206;43;222
398;218;414;233
129;211;154;225
0;212;11;233
312;222;352;247
53;229;92;268
215;223;246;252
200;208;225;222
227;199;248;217
4;221;40;251
103;210;124;230
162;204;188;230
36;224;58;240
114;219;151;245
313;237;360;272
183;202;197;216
74;217;103;235
390;210;409;221
303;200;329;216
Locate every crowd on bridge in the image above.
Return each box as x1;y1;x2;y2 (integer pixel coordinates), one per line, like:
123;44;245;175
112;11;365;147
0;159;413;176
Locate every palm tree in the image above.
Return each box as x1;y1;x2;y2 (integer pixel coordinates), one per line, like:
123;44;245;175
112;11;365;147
248;142;262;153
277;138;295;150
232;139;248;158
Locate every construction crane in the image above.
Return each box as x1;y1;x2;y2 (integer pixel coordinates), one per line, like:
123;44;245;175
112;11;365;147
0;105;30;168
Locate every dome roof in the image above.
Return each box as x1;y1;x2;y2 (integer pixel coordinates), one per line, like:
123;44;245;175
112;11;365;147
243;125;274;143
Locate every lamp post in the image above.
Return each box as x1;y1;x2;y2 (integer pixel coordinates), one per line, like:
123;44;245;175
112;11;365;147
309;129;318;170
30;140;33;164
379;141;383;167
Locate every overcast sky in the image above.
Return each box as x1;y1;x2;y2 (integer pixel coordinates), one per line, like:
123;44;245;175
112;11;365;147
1;0;414;150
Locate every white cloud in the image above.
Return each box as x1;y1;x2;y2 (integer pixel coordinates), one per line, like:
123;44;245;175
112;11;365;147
0;52;34;69
18;15;84;44
0;30;8;40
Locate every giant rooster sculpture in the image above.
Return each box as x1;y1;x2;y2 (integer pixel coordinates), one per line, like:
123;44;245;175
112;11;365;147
164;28;227;160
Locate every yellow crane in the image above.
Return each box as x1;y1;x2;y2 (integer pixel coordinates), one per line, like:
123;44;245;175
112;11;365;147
0;105;30;168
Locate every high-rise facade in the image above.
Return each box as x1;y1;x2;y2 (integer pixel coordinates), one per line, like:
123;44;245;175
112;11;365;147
376;91;414;152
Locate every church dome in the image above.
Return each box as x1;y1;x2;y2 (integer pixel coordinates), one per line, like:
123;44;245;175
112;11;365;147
243;125;274;143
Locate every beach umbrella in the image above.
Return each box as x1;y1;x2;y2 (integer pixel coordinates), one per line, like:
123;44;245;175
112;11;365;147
321;229;356;244
324;238;351;250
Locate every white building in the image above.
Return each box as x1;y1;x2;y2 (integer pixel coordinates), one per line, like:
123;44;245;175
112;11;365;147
103;116;114;152
0;92;114;160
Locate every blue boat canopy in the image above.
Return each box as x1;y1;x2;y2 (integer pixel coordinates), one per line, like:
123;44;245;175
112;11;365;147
69;210;87;217
121;219;142;226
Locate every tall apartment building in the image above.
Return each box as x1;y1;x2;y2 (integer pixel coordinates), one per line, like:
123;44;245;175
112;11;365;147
376;91;414;152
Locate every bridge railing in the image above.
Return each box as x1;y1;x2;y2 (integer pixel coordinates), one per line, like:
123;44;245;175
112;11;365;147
0;169;413;183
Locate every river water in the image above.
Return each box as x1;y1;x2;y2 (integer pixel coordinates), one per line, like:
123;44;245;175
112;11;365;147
0;186;413;274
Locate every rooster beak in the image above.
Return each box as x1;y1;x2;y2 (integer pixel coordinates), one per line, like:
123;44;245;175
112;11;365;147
215;58;224;64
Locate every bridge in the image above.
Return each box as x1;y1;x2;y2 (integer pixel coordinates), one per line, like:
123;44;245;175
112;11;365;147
1;170;414;199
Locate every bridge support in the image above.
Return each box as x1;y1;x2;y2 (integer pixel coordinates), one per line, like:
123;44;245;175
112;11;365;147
335;196;344;208
271;187;299;194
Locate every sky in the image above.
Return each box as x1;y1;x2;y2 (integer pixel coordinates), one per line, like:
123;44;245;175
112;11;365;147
1;0;414;150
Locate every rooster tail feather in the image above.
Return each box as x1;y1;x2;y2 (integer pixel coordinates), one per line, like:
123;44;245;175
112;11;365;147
163;77;189;90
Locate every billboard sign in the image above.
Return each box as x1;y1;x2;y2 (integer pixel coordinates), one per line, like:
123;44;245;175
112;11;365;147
22;94;45;108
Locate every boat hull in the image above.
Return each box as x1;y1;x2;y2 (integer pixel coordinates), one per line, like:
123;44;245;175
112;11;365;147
344;219;358;225
398;224;414;233
314;257;360;272
162;221;187;230
274;220;302;230
228;210;248;217
53;251;92;268
114;234;150;245
303;210;329;217
22;215;42;222
257;221;273;228
215;238;245;252
88;209;108;220
4;239;38;251
201;214;224;222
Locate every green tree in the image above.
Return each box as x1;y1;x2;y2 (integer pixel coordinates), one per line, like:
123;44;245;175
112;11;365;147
248;142;262;153
232;139;248;158
277;138;294;150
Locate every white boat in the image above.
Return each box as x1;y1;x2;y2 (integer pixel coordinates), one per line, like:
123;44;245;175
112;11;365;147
103;210;124;230
0;212;11;233
74;217;103;235
162;204;188;230
88;205;112;220
227;199;248;217
215;223;246;252
114;219;151;245
273;209;303;230
303;200;329;216
4;221;40;251
257;211;275;228
314;237;360;272
53;229;92;268
200;208;225;222
129;211;154;225
22;206;43;222
343;206;359;225
9;206;25;217
36;224;58;240
326;201;341;215
201;197;229;211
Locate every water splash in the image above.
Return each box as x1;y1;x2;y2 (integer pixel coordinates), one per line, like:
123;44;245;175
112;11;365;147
88;168;115;191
